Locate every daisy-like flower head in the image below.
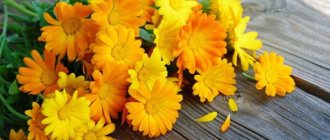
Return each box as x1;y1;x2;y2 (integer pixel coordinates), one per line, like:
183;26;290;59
17;50;68;96
85;63;129;123
232;16;262;71
254;52;295;96
74;119;115;140
9;129;27;140
156;0;198;24
90;0;145;35
58;72;90;97
174;11;227;74
39;2;98;61
126;79;183;137
25;102;47;140
211;0;242;28
154;18;183;65
92;25;144;69
128;48;167;90
41;90;91;140
193;59;236;102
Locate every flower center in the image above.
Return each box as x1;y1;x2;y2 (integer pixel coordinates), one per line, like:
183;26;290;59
40;70;56;87
111;45;125;60
169;0;182;11
58;106;70;120
84;132;98;139
188;34;203;51
108;10;120;25
145;99;159;114
98;84;111;100
137;67;149;81
62;17;81;35
265;70;277;84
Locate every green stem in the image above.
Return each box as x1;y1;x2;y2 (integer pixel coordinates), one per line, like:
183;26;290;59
0;94;29;120
0;6;8;59
242;72;256;81
3;0;38;17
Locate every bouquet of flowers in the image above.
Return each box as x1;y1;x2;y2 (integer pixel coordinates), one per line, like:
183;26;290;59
1;0;295;139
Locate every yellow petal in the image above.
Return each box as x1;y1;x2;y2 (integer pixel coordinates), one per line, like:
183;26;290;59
220;114;231;132
228;98;238;112
195;111;217;122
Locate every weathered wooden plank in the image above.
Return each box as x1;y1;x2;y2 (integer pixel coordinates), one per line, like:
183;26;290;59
243;0;330;96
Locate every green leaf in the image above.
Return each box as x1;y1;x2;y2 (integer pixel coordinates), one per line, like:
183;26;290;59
6;94;22;104
140;29;155;43
8;80;19;95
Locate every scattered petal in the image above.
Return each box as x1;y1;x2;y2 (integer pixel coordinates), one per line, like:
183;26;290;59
195;111;217;122
228;98;238;112
220;114;231;132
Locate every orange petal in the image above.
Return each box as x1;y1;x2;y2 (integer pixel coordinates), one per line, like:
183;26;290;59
195;111;217;122
220;114;231;132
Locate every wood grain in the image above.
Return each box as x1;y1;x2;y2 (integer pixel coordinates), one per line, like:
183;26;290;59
114;0;330;139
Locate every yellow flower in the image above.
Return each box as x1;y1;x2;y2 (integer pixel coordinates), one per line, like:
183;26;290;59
126;79;183;137
91;0;145;35
85;63;129;123
128;48;167;90
193;59;236;102
145;10;163;30
254;52;295;96
154;18;183;65
39;2;98;61
156;0;198;24
92;25;144;69
16;50;68;96
25;102;47;140
174;11;227;74
74;119;115;140
41;90;90;139
232;16;262;71
58;72;90;96
9;129;27;140
211;0;242;28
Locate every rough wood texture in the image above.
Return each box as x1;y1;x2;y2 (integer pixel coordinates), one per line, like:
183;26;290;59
115;0;330;139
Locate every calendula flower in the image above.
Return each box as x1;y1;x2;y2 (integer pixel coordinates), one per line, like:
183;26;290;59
211;0;242;28
41;90;90;140
232;16;262;71
58;72;90;96
193;59;236;102
174;11;227;74
145;10;163;30
254;52;295;96
92;25;144;68
128;48;167;90
91;0;145;35
140;0;155;22
85;63;129;123
156;0;198;24
126;79;183;137
9;129;27;140
25;102;47;140
17;50;68;96
154;18;183;65
74;119;115;140
39;2;98;61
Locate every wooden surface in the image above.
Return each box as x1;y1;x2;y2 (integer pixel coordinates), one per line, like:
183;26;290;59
114;0;330;139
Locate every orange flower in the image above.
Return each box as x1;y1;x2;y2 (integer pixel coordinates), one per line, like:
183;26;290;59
39;2;98;61
9;129;27;140
85;63;129;123
17;50;68;96
140;0;155;22
174;11;227;74
91;0;145;35
25;102;48;140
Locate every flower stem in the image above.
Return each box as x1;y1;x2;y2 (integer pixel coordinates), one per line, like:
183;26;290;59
3;0;38;17
242;72;256;81
0;6;9;59
0;94;29;120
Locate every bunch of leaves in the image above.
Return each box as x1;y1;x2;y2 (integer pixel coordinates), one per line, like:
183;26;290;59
0;0;57;138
